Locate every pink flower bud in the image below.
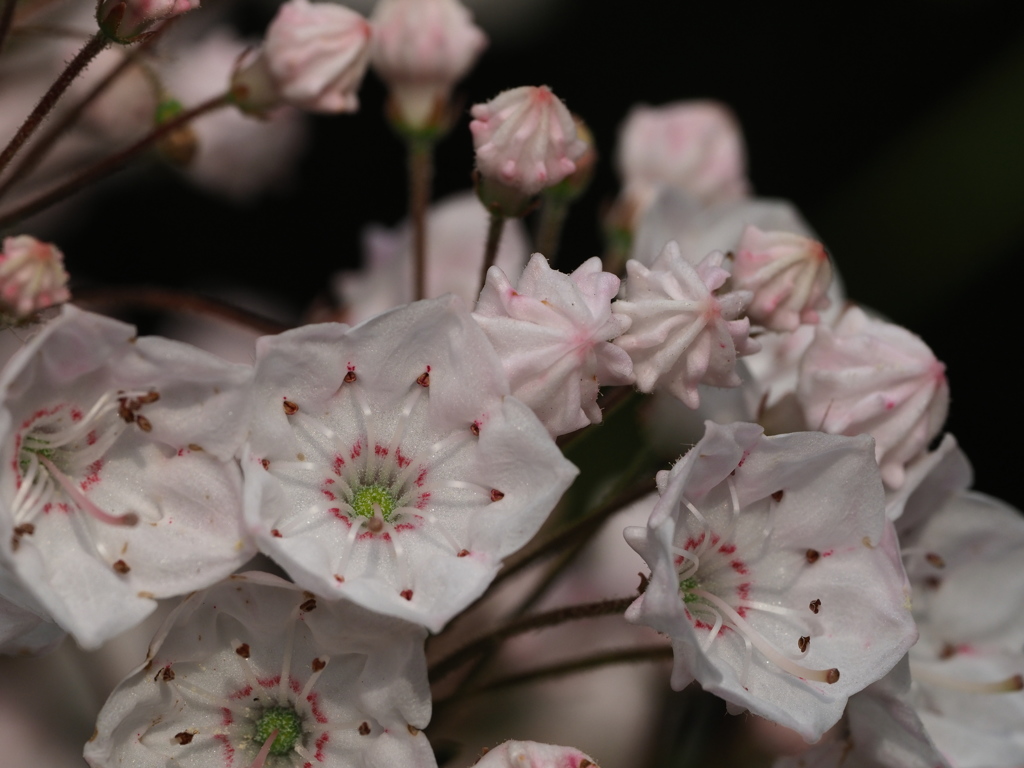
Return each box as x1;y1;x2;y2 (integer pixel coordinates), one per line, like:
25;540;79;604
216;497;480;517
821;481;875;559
261;0;372;114
617;101;748;212
732;225;833;332
474;741;600;768
372;0;487;128
470;85;587;197
97;0;199;43
0;236;70;319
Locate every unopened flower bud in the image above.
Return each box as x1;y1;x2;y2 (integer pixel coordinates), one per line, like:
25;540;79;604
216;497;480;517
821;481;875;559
0;236;71;320
247;0;372;114
617;100;748;215
96;0;200;44
372;0;487;130
470;85;587;208
732;225;833;332
474;741;601;768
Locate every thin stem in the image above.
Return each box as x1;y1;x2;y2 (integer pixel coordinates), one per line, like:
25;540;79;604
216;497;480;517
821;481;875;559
0;31;108;177
408;138;433;302
0;32;164;201
433;645;672;708
494;475;657;589
73;286;291;335
0;0;17;55
479;212;506;289
0;92;230;229
429;595;636;684
535;192;570;263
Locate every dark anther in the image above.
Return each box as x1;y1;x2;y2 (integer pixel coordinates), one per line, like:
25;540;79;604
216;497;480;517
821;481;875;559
312;658;326;672
283;400;299;415
470;422;480;436
113;559;130;574
261;458;270;470
400;589;414;601
925;552;946;569
826;668;840;684
358;722;371;736
457;549;470;557
798;635;810;652
300;597;317;612
490;489;504;502
271;528;282;538
161;666;175;682
771;490;784;502
416;372;430;387
136;415;152;432
809;598;821;614
174;732;193;745
235;643;250;659
805;549;820;564
344;371;357;384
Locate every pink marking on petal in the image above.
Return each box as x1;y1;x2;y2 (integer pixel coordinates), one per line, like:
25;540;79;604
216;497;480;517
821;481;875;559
307;692;328;724
315;732;329;760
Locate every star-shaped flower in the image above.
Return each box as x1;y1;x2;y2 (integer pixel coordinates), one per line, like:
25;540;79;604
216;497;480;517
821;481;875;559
474;254;634;436
85;572;436;768
625;421;918;741
0;306;254;648
243;296;577;631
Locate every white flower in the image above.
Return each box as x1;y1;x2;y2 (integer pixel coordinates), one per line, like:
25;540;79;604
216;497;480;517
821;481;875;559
474;740;600;768
243;297;577;631
905;491;1024;768
732;226;833;332
773;658;950;768
798;305;949;490
371;0;487;127
0;237;71;320
334;191;529;325
473;254;634;436
470;86;587;197
0;306;254;649
85;572;435;768
613;242;758;409
625;421;918;741
617;100;748;215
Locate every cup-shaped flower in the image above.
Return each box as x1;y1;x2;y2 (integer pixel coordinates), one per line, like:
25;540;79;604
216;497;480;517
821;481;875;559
371;0;487;128
97;0;199;43
731;226;833;332
0;236;71;321
84;572;436;768
616;100;748;215
473;254;634;436
905;492;1024;767
470;86;587;198
0;306;254;648
335;192;529;324
798;305;949;490
625;421;917;741
243;297;578;631
241;0;372;114
475;740;600;768
613;242;758;409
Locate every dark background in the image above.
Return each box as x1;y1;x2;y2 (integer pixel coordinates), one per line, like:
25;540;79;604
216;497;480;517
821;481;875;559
47;0;1024;510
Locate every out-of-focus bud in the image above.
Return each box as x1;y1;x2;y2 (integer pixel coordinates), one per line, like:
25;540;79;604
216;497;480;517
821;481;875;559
0;236;71;321
96;0;200;44
233;0;372;115
153;98;198;167
617;100;748;216
372;0;487;131
473;740;601;768
470;85;587;215
731;225;833;332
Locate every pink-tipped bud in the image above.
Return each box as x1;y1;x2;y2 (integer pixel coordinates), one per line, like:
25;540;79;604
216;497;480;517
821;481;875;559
0;236;71;320
473;741;600;768
243;0;372;114
470;85;587;198
97;0;199;43
617;100;748;212
732;226;833;332
371;0;487;129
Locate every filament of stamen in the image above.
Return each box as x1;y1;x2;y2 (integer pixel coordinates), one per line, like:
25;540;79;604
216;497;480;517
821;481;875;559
692;589;839;684
388;531;410;590
230;639;264;693
911;663;1024;694
247;729;279;768
299;656;330;702
410;509;464;554
701;610;724;652
386;386;423;456
672;545;700;580
682;500;713;558
278;607;300;702
39;455;138;526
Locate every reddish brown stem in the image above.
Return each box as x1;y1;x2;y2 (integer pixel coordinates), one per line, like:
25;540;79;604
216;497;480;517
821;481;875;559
0;92;230;229
0;32;108;177
408;138;433;302
73;286;291;336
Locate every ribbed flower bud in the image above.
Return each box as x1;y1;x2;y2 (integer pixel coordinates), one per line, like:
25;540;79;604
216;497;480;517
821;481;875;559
470;85;587;208
0;236;71;321
372;0;487;129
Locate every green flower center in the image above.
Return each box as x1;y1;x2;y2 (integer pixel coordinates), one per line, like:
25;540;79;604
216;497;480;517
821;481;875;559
254;706;303;756
679;577;700;603
351;483;398;521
